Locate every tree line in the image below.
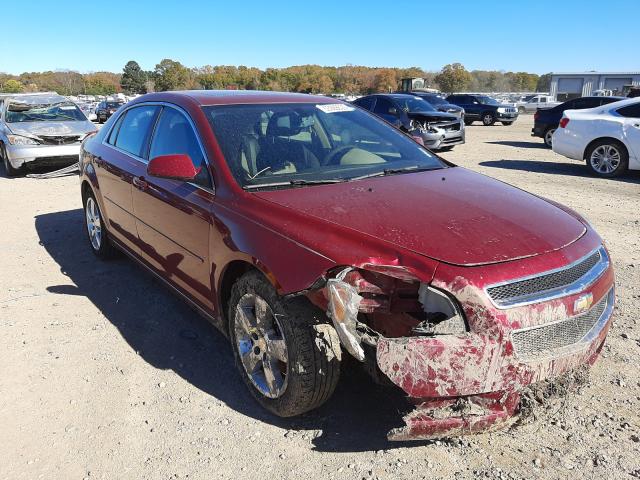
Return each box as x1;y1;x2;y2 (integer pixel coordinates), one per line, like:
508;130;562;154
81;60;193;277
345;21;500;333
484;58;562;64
0;60;552;96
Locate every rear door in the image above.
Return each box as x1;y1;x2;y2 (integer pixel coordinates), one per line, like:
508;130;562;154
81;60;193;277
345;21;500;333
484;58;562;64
616;103;640;165
95;105;159;253
132;105;214;309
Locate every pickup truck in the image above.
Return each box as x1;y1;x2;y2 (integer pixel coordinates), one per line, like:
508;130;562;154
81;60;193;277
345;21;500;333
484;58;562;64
517;95;560;113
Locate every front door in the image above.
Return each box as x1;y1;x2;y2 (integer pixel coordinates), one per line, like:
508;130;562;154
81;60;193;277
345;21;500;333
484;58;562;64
132;105;214;309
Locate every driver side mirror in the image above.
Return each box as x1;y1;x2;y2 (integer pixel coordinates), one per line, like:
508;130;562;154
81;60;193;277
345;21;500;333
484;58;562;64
147;154;199;181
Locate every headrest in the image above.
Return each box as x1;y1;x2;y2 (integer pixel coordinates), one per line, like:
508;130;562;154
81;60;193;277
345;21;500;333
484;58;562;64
266;111;303;137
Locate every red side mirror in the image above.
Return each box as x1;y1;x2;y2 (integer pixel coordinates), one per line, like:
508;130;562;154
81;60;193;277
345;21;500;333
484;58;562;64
147;154;199;181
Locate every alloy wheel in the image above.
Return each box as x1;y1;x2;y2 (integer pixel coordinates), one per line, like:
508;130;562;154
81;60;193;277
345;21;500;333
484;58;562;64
234;293;289;399
544;128;555;147
85;197;102;250
590;144;621;174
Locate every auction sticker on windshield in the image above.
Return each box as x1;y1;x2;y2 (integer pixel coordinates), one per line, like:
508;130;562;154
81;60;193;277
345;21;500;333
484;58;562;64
316;104;355;113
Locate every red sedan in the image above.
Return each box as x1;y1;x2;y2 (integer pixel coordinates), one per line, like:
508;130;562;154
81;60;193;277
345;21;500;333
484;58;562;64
79;91;615;440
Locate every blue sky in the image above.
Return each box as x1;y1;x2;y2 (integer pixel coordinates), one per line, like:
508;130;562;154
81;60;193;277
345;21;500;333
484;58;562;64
1;0;638;75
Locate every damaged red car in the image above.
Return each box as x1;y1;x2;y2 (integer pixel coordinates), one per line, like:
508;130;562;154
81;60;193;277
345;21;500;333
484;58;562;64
79;91;615;441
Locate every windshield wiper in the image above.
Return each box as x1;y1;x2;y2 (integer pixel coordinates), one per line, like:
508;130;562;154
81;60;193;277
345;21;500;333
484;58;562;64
350;165;439;181
244;178;347;190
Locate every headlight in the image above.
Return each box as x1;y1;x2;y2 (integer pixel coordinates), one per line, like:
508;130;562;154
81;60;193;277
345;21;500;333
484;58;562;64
7;134;40;146
414;284;467;335
496;107;506;113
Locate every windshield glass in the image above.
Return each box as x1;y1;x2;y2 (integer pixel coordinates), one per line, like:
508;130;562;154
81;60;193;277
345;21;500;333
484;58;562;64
106;102;123;108
422;95;448;106
6;101;86;123
477;96;499;105
204;103;446;189
393;96;437;113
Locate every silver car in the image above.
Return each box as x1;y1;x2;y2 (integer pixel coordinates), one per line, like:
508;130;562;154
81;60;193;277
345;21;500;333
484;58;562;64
0;93;97;176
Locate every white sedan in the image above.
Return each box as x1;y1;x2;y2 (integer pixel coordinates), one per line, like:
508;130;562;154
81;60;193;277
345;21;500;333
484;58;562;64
552;98;640;177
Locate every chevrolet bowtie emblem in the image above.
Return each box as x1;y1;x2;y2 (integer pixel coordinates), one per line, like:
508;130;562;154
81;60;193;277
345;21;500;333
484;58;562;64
574;293;594;314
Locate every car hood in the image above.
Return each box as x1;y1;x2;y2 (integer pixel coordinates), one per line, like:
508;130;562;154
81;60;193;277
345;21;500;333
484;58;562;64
407;111;458;122
7;120;96;137
253;167;586;266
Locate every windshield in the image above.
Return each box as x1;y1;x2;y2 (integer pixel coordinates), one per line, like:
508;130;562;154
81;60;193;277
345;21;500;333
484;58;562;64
477;96;500;105
5;101;87;123
421;95;448;106
106;102;123;108
394;96;437;113
204;103;446;189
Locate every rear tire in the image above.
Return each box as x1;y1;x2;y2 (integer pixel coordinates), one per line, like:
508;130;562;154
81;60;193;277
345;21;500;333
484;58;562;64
482;112;496;126
464;119;474;126
1;143;22;177
543;128;556;148
585;139;628;178
83;189;118;259
228;271;341;417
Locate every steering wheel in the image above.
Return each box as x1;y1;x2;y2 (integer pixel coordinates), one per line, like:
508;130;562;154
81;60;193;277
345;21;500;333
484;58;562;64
323;145;357;166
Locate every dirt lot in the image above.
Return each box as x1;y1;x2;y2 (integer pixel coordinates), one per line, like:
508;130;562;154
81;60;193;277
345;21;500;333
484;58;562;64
1;116;639;480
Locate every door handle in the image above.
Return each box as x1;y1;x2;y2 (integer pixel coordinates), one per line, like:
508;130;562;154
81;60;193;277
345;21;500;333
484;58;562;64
133;176;148;190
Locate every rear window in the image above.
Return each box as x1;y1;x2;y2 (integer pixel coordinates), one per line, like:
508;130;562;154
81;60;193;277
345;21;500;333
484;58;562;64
617;103;640;118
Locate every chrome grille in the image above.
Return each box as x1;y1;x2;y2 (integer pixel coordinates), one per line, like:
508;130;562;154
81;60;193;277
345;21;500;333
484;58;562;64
39;135;81;145
486;248;607;308
511;290;611;358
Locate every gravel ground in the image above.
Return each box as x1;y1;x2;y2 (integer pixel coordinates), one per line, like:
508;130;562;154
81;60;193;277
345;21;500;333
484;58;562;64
1;116;639;480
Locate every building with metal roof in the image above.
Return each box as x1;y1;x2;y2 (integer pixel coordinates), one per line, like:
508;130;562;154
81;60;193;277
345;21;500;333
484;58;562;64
550;72;640;100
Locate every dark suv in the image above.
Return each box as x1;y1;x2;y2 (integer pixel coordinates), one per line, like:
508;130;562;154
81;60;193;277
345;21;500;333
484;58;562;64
532;96;624;147
96;101;125;124
446;94;518;126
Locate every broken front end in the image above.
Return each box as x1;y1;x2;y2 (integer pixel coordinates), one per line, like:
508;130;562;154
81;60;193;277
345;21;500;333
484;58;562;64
306;239;615;441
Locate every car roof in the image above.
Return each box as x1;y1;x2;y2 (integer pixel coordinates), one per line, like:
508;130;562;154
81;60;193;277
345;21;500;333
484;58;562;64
137;90;340;106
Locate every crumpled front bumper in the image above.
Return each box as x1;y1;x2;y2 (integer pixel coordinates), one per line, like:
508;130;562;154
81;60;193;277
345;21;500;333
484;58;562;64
5;143;81;168
376;271;614;441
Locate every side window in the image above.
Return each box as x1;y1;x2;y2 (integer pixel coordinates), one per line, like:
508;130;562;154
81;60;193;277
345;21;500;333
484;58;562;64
354;97;374;111
616;104;640;118
149;107;211;187
540;97;547;103
373;97;395;115
107;112;125;145
114;105;159;158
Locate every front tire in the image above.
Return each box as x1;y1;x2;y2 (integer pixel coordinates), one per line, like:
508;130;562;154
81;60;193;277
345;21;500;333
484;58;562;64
482;112;496;126
464;119;474;126
585;139;628;178
518;106;525;114
501;121;514;126
228;271;341;417
1;143;22;177
83;190;118;259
